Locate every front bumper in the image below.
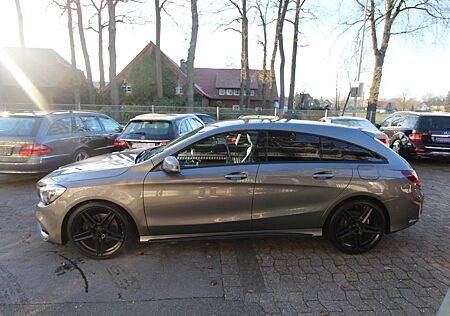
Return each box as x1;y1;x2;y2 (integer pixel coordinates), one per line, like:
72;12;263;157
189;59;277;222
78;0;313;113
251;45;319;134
36;201;66;244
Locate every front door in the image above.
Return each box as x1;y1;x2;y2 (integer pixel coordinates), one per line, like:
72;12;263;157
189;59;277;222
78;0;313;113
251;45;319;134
143;130;262;235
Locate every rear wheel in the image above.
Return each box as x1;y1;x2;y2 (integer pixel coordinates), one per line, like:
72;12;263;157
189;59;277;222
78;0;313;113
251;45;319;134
67;202;135;259
327;199;385;254
391;139;402;155
74;149;89;162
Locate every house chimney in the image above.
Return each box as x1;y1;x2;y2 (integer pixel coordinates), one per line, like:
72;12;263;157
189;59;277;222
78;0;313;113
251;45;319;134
180;59;187;73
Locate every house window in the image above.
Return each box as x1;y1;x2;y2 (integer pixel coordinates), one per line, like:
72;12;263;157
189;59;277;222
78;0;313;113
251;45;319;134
255;106;262;112
219;89;226;96
122;83;132;95
234;89;240;96
175;84;183;96
232;105;240;111
250;90;255;97
227;89;234;96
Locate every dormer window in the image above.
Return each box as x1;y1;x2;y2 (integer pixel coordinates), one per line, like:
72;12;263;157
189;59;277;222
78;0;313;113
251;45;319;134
226;89;233;96
234;89;240;96
219;89;226;96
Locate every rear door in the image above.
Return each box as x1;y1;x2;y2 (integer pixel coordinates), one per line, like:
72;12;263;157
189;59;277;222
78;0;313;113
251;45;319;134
97;116;122;152
252;131;353;231
44;116;78;164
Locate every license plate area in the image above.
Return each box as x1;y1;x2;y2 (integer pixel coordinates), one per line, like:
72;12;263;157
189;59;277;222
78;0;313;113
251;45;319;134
131;142;157;149
432;136;450;143
0;146;14;156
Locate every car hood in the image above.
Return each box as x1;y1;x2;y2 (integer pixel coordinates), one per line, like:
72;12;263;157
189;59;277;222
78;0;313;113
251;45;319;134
39;151;138;185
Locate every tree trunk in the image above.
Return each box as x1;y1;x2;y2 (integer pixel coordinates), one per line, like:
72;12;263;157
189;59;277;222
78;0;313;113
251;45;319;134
75;0;95;104
186;0;198;111
67;0;80;106
256;1;268;109
108;0;119;107
242;0;250;109
155;0;163;99
278;0;289;111
368;52;385;106
98;10;105;89
15;0;25;47
287;0;302;111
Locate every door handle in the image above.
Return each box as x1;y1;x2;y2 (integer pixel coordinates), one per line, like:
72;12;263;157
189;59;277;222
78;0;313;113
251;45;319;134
313;171;335;180
225;172;248;180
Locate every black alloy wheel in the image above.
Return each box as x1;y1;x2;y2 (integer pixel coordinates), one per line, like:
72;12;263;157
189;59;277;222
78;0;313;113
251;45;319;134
327;199;385;254
67;202;134;259
74;149;89;162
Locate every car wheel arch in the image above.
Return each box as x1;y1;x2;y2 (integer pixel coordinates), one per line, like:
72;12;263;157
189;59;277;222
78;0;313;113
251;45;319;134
322;195;391;236
61;199;139;245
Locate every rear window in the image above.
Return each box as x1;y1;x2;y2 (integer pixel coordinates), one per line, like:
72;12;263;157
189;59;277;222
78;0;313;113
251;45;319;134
122;120;174;140
321;137;385;163
418;116;450;131
331;119;377;131
0;116;40;136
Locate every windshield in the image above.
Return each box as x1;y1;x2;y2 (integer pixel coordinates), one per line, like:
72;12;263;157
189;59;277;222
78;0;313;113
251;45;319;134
122;120;174;140
330;119;377;131
0;116;40;136
135;127;203;164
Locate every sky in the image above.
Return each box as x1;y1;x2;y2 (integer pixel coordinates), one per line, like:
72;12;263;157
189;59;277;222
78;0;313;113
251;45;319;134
1;0;449;102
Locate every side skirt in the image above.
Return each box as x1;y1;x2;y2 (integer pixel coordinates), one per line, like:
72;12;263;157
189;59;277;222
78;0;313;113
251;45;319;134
140;228;322;243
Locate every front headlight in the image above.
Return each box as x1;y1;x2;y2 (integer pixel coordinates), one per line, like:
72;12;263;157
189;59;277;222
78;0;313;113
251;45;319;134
39;184;66;205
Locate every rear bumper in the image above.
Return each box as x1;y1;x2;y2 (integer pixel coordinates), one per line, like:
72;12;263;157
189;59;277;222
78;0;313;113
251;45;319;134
0;154;69;174
387;186;424;233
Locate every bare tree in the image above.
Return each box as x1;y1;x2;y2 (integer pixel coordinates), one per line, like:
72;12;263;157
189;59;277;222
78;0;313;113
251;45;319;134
154;0;164;98
344;0;450;110
107;0;119;106
52;0;81;105
277;0;289;111
15;0;25;47
75;0;95;104
255;0;269;108
269;0;289;108
186;0;198;111
287;0;305;110
88;0;108;89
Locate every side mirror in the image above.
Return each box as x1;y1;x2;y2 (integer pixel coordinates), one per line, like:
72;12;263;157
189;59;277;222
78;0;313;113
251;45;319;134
162;156;180;173
116;126;124;133
375;123;381;129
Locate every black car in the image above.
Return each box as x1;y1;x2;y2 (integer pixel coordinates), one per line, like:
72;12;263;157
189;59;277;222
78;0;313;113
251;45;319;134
0;111;123;173
378;111;450;159
115;113;204;150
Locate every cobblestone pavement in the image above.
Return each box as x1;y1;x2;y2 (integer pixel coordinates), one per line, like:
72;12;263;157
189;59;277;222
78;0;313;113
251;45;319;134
0;160;449;315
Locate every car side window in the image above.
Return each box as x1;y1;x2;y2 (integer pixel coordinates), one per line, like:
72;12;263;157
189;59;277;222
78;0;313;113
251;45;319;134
381;114;398;127
321;137;385;163
47;117;72;135
265;131;321;162
190;118;203;129
179;120;190;134
81;116;103;132
74;116;86;132
391;115;406;127
176;131;262;168
99;117;121;132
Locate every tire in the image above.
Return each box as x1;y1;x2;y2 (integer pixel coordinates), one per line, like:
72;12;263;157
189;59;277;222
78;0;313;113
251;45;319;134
327;199;385;254
391;139;403;155
74;149;90;162
66;202;136;259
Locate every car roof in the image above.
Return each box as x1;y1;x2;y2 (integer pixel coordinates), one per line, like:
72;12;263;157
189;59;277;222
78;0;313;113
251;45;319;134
323;116;369;121
392;111;450;117
130;113;196;121
0;110;103;117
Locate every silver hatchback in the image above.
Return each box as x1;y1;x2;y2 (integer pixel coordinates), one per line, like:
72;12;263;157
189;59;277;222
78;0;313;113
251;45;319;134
36;118;424;259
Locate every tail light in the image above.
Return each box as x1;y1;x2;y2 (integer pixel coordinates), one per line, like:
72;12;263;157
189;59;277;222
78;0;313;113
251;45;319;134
19;144;52;156
377;137;389;145
408;133;423;143
114;138;126;147
159;141;169;146
401;170;421;187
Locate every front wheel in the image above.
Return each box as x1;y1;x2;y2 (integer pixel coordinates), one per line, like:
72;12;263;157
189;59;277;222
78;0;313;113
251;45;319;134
327;199;385;254
67;202;136;259
74;149;90;162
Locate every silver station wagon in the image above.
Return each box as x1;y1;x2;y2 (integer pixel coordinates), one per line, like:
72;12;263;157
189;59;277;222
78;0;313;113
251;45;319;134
36;118;424;259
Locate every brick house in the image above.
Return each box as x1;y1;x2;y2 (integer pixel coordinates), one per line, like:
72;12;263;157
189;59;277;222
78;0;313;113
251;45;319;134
113;42;278;109
0;47;86;105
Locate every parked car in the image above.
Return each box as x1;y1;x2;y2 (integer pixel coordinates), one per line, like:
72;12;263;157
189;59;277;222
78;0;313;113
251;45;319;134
114;113;204;150
320;116;389;145
0;111;122;174
194;113;216;124
36;118;423;259
378;111;450;159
